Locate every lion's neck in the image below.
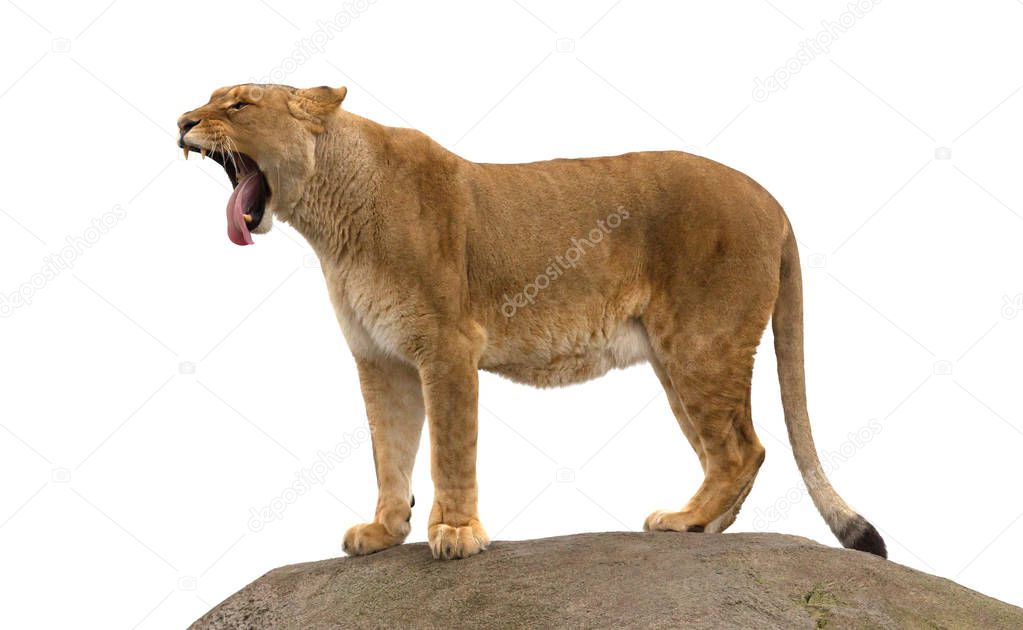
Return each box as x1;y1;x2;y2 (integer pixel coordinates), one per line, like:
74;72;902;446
288;114;381;264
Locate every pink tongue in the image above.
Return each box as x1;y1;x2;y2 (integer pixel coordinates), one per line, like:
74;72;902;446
226;172;260;246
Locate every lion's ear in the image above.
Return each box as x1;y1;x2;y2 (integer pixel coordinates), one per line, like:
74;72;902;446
288;86;347;133
298;85;347;107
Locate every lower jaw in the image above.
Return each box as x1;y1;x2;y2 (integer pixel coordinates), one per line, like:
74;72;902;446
250;211;272;234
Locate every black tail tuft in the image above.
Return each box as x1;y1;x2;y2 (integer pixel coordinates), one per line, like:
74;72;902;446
841;516;887;559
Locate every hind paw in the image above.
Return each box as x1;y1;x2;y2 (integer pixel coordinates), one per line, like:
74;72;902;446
644;509;706;533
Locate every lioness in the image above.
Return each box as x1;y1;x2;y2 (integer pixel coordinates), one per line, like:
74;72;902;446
178;84;886;560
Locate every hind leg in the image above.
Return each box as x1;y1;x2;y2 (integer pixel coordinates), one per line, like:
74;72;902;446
642;313;767;534
705;384;760;533
650;356;707;473
650;350;762;532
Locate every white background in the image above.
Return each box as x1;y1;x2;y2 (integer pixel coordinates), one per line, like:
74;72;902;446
2;1;1022;627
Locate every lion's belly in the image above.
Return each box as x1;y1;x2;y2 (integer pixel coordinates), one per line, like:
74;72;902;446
479;318;652;387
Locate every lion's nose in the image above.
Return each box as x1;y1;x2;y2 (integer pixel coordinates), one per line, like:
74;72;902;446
178;117;199;137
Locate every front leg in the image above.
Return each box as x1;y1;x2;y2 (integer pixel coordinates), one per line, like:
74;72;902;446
421;330;489;560
342;356;425;556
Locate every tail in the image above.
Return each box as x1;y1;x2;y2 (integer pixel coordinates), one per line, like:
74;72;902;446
772;225;887;558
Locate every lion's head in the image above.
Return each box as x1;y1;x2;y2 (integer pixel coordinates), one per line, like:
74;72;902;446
177;84;347;245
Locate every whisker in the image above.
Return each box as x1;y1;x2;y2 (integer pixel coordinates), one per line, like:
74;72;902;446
224;135;240;177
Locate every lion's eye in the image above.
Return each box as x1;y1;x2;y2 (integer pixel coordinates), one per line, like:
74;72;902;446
229;102;250;111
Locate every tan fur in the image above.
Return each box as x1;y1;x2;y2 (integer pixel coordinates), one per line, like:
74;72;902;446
178;84;885;560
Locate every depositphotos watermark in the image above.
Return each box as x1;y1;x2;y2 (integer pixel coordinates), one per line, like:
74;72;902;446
250;0;377;87
752;0;883;103
247;427;371;532
1;205;127;317
750;418;882;530
501;206;631;318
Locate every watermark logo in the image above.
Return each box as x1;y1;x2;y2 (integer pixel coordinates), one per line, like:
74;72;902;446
555;38;576;53
247;427;371;532
1001;294;1023;320
751;418;882;530
501;206;631;318
249;0;377;88
0;205;127;318
752;0;883;103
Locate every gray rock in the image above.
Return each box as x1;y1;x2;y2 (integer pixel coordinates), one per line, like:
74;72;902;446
190;532;1022;629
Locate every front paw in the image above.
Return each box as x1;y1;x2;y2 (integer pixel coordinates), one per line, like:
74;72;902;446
428;520;489;560
343;520;409;556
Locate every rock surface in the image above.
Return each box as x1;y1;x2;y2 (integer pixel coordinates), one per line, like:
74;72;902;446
191;532;1022;629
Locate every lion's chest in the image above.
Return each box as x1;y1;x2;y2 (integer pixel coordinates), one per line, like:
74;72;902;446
323;266;414;365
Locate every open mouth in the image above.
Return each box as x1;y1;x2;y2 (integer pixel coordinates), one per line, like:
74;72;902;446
179;142;270;246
